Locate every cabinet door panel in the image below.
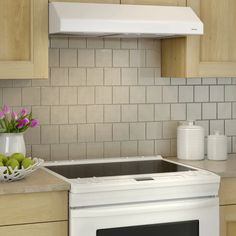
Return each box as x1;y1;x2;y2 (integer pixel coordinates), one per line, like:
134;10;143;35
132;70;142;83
0;0;48;79
49;0;120;3
0;0;31;61
220;205;236;236
200;0;236;62
121;0;186;6
0;191;68;226
0;221;68;236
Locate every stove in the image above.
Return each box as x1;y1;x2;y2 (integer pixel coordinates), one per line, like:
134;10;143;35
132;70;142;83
45;156;220;236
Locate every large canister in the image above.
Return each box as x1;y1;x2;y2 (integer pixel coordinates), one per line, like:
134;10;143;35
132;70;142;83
177;121;205;160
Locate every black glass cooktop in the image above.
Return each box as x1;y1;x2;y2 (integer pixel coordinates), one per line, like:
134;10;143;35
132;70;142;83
46;159;195;179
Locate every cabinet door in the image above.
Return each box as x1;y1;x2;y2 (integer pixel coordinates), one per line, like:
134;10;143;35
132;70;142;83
0;0;48;79
162;0;236;77
220;205;236;236
121;0;186;6
0;221;68;236
49;0;120;3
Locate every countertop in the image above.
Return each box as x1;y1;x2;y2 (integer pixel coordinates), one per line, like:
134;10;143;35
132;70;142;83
167;154;236;178
0;168;70;195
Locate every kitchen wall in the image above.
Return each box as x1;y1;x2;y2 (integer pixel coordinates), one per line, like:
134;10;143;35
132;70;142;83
0;36;236;160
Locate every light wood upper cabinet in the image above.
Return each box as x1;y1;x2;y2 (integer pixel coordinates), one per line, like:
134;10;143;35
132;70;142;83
121;0;186;6
162;0;236;77
0;0;48;79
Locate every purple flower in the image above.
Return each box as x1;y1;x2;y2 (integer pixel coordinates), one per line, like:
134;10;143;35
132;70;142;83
0;111;5;119
22;117;29;124
11;111;18;120
17;120;24;129
30;119;39;128
2;105;10;114
20;108;28;116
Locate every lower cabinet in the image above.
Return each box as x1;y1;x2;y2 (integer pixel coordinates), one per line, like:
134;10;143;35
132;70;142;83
220;178;236;236
0;221;68;236
0;191;68;236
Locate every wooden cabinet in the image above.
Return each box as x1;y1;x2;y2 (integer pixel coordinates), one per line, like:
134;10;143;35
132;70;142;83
219;178;236;236
49;0;120;3
0;191;68;236
121;0;186;6
0;0;48;79
162;0;236;77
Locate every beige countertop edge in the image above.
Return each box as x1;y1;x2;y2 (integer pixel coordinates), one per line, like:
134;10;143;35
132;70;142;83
0;168;70;195
166;154;236;178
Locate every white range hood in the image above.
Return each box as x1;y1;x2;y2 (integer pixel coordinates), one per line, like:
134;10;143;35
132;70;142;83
49;2;203;38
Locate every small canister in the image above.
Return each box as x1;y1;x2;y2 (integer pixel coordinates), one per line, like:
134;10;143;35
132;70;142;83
207;131;227;161
177;121;205;160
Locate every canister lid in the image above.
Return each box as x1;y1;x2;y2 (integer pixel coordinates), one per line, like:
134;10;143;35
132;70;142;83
178;120;204;130
208;130;227;139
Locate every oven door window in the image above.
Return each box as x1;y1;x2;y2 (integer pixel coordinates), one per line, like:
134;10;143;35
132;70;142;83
97;220;199;236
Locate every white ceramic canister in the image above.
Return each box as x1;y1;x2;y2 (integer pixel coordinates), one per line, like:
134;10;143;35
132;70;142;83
177;121;205;160
207;131;227;161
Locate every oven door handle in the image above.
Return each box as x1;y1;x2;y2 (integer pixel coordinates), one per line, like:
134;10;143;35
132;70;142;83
71;197;218;218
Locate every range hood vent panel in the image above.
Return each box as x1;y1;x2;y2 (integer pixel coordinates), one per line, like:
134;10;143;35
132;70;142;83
49;2;203;38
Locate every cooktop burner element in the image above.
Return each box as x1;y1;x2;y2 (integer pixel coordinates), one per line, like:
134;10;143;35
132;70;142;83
46;159;195;179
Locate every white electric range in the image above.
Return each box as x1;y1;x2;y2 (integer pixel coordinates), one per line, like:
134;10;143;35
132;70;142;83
45;156;220;236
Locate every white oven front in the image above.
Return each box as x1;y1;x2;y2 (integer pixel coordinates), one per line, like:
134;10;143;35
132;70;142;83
70;197;219;236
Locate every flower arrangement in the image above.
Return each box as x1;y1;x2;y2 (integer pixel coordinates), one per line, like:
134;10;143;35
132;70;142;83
0;105;39;133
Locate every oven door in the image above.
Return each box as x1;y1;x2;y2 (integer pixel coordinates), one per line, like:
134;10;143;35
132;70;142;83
70;197;219;236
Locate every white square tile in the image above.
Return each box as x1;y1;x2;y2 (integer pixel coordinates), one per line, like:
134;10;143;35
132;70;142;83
218;103;232;119
146;86;162;103
51;106;68;124
41;87;59;105
78;124;95;142
121;39;137;49
138;104;154;122
130;50;145;67
155;140;171;156
130;123;145;140
146;122;162;139
155;104;170;121
95;49;112;67
60;49;77;67
113;87;129;104
171;104;186;121
122;105;138;122
210;120;225;135
87;105;103;123
69;105;86;124
96;124;112;142
121;141;138;157
113;123;129;141
51;68;68;86
138;68;155;85
87;143;104;159
187;103;201;120
104;68;121;86
95;87;112;104
87;68;103;85
210;86;224;102
51;144;68;160
225;120;236;135
113;50;129;67
60;125;77;143
138;140;155;156
163;121;178;139
202;103;217;119
179;86;193;102
130;87;145;104
60;87;77;105
163;86;178;103
22;87;40;105
104;105;121;122
121;68;138;85
225;85;236;101
104;142;121;158
78;49;95;67
69;68;86;86
194;86;209;102
69;143;86;160
78;87;94;105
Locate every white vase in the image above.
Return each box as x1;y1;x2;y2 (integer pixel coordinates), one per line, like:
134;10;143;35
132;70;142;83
0;133;26;156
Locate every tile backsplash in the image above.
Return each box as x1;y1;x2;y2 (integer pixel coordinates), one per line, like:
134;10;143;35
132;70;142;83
1;37;236;160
